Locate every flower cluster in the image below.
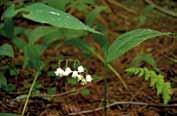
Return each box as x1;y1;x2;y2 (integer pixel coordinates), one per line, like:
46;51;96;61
54;65;92;85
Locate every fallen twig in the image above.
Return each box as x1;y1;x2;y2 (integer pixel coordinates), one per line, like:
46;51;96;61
68;101;177;115
144;0;177;17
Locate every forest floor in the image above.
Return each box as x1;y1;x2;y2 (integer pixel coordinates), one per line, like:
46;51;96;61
0;0;177;116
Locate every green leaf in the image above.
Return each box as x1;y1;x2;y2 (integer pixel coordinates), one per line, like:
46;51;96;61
80;88;90;96
2;4;17;19
64;39;94;56
67;78;78;85
20;3;100;34
0;44;14;57
27;26;58;44
12;37;27;50
3;18;14;39
0;73;7;89
130;51;159;72
126;67;172;104
86;6;107;26
92;34;109;54
106;29;170;63
0;113;18;116
156;76;164;95
162;82;171;104
23;44;43;69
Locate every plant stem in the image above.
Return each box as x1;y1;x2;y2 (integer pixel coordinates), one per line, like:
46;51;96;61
21;66;43;116
93;52;128;90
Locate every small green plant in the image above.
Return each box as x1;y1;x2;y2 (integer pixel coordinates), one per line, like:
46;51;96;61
126;67;172;104
0;1;175;116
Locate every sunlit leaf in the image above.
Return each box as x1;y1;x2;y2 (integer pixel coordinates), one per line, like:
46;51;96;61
106;29;170;63
20;3;100;34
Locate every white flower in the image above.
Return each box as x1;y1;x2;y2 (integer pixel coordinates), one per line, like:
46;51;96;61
86;75;92;82
63;67;72;76
77;65;85;73
55;67;64;77
77;74;84;81
72;71;79;78
81;79;87;85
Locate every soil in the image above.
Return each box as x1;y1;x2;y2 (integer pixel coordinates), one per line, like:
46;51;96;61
0;0;177;116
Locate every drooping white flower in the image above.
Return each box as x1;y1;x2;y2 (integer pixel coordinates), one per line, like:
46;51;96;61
81;79;87;85
86;74;92;82
72;71;79;78
77;74;84;81
63;67;72;76
55;67;64;77
77;65;85;73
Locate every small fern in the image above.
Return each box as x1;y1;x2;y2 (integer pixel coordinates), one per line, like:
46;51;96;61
126;67;172;104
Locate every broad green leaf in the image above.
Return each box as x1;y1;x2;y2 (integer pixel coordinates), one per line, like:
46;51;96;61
0;44;14;57
23;44;43;69
106;29;170;63
42;30;63;47
0;113;18;116
64;39;94;56
0;73;7;89
27;26;58;44
86;6;107;26
20;3;99;34
92;34;109;54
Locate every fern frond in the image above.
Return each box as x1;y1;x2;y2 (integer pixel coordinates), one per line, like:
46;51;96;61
126;67;172;104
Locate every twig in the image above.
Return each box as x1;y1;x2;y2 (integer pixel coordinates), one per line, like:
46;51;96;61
68;101;177;115
144;0;177;17
107;0;137;15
